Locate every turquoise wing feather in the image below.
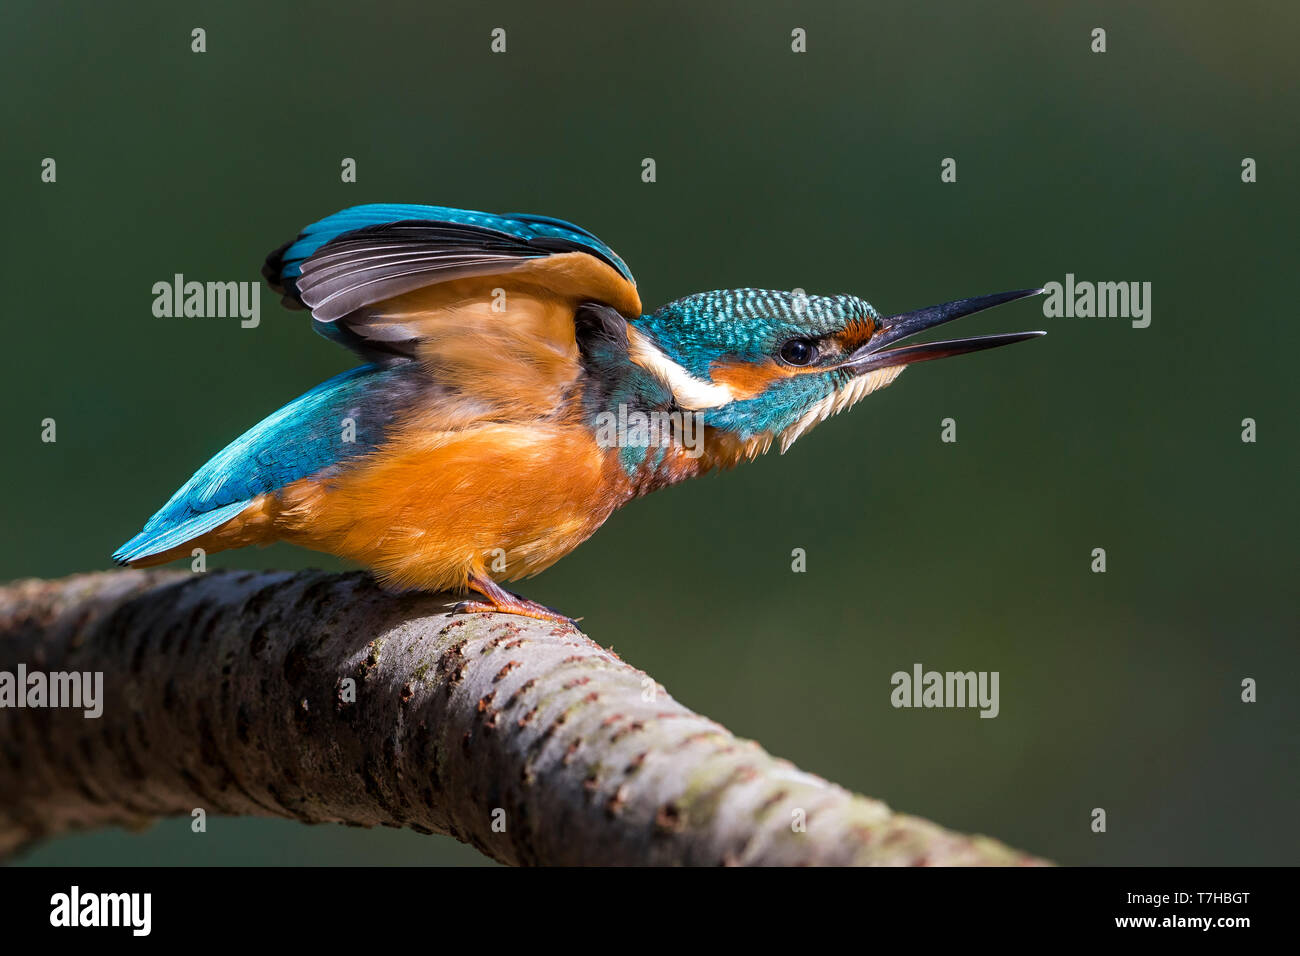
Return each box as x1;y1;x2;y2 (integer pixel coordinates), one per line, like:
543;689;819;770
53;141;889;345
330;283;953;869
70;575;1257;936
262;204;637;361
264;203;634;300
113;363;419;564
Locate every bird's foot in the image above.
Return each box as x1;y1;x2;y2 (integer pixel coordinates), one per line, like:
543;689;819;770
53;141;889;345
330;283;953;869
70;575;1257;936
451;598;578;627
456;574;580;628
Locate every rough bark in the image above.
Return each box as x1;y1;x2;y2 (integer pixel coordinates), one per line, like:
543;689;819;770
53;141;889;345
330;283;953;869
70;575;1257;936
0;569;1046;865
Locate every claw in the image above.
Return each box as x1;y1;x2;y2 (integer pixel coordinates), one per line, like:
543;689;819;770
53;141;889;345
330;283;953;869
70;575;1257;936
457;576;580;628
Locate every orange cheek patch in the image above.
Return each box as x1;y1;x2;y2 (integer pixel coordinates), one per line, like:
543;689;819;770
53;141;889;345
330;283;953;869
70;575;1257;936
709;357;800;399
833;318;877;354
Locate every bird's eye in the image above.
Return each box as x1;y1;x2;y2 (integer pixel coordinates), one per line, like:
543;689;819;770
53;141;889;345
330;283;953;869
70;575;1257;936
779;338;818;366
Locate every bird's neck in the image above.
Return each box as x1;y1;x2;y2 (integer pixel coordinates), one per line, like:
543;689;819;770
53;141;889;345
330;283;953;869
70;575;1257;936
574;324;764;498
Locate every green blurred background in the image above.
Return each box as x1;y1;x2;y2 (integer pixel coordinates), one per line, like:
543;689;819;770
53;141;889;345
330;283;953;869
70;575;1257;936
3;0;1296;865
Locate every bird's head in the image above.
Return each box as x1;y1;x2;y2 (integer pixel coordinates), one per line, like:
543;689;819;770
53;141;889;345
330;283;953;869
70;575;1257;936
627;287;1044;456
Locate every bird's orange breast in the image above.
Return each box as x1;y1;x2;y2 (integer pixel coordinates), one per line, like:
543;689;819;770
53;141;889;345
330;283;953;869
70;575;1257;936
269;419;629;592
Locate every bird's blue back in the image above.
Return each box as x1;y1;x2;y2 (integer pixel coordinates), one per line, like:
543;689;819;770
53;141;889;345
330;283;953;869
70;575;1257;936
113;363;420;563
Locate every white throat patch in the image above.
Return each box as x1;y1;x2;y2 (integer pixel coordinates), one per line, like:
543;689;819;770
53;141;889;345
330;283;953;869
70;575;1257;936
777;364;906;453
626;328;736;410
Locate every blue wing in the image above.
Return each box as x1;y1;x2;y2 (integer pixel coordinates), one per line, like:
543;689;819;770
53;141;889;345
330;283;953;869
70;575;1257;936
263;203;634;312
261;204;638;362
113;363;420;564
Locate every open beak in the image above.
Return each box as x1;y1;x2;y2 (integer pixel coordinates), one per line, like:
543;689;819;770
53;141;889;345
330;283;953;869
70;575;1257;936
844;288;1046;373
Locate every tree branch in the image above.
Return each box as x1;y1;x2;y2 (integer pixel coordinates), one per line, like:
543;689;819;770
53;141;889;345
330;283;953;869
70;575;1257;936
0;570;1046;865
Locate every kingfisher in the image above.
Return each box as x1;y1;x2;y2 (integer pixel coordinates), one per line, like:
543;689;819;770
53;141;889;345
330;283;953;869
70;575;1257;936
115;204;1043;624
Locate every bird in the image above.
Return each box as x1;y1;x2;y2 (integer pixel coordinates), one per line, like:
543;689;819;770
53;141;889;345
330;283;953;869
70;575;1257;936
114;203;1044;624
